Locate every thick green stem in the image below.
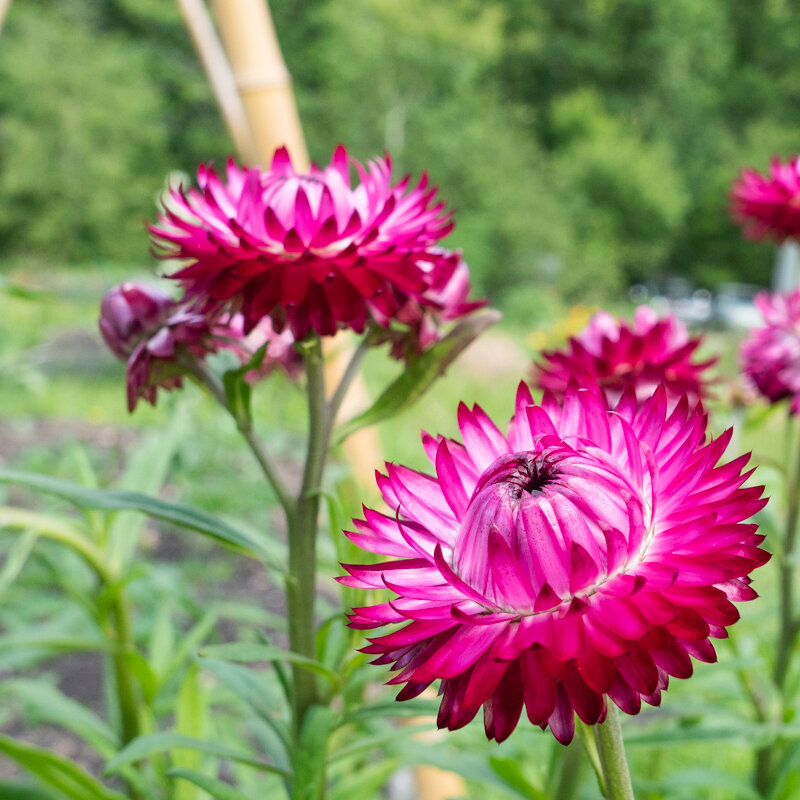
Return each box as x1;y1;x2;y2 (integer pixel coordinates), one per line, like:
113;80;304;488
593;706;634;800
287;338;328;733
104;587;144;800
774;418;800;692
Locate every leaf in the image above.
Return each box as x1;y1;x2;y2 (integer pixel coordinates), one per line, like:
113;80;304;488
0;679;119;756
221;342;267;424
489;756;548;800
0;529;38;596
0;784;63;800
328;758;400;800
625;722;800;748
0;470;268;559
637;767;763;800
108;406;187;571
291;705;336;800
198;657;291;772
333;309;501;443
168;769;255;800
174;666;207;800
342;699;439;724
200;643;338;682
105;733;291;780
0;733;128;800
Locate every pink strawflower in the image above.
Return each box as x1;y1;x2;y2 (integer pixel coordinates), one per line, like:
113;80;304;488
731;157;800;241
150;146;461;339
341;383;768;744
532;306;715;407
741;289;800;413
372;250;486;362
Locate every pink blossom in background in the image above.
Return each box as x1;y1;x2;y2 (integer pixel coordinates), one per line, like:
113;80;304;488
741;289;800;414
731;156;800;241
150;146;477;340
532;306;715;408
341;383;767;744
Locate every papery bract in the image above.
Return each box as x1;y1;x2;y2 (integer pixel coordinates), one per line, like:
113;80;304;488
99;282;296;411
731;157;800;241
150;146;467;339
741;289;800;414
341;383;768;744
532;306;714;407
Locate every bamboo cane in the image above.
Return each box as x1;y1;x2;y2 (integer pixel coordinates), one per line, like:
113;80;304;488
0;0;12;35
209;0;308;170
176;0;259;164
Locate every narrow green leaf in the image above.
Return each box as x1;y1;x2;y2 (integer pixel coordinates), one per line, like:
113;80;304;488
333;310;501;443
0;529;38;595
200;643;338;682
0;470;268;559
0;733;127;800
108;407;187;570
490;756;548;800
199;657;291;771
328;758;399;800
0;783;62;800
291;706;336;800
0;635;112;656
222;343;267;425
175;666;207;800
342;699;439;724
0;679;119;756
105;733;291;779
168;768;255;800
638;767;762;800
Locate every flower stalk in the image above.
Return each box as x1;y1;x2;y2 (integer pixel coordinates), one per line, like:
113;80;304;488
287;337;328;731
592;706;634;800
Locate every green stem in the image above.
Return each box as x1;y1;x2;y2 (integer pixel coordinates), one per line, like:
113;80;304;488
774;417;800;692
182;356;296;519
592;706;634;800
287;337;328;733
107;590;141;746
324;335;371;441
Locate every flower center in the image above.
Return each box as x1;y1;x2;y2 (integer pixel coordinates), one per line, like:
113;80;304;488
451;445;648;614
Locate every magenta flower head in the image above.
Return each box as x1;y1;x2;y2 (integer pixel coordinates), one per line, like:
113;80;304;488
741;289;800;413
100;282;227;411
372;250;487;362
731;156;800;241
149;146;461;339
533;306;715;408
340;383;768;744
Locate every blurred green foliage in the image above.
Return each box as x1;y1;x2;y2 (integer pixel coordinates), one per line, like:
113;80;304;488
1;0;798;312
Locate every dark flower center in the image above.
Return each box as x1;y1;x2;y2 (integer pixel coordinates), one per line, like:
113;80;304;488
471;451;559;502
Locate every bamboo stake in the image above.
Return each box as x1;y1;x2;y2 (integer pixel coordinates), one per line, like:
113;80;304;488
0;0;12;35
176;0;259;164
210;0;308;170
